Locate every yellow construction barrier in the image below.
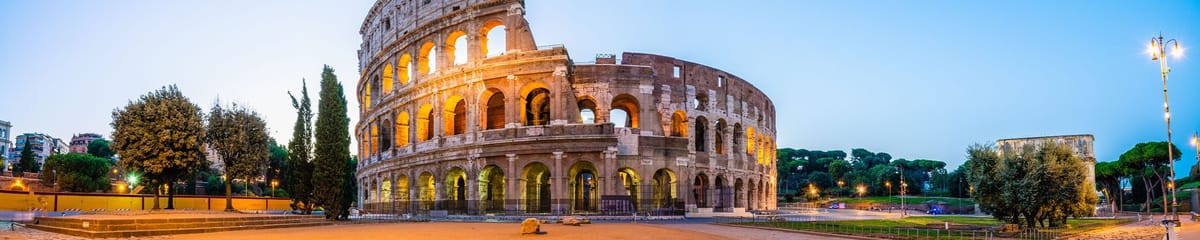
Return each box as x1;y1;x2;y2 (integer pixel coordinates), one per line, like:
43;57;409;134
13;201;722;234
0;190;292;212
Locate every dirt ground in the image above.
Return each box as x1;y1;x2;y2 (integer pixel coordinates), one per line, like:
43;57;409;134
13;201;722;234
161;222;731;240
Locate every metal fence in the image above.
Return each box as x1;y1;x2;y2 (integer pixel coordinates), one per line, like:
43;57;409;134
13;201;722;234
357;199;686;218
713;216;1084;240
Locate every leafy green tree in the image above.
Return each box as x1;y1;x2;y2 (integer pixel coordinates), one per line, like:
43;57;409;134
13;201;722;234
87;139;116;160
1094;161;1122;211
808;171;835;191
206;102;270;211
288;79;316;213
828;159;850;181
1117;141;1180;213
111;85;207;210
966;142;1097;228
14;139;37;176
312;65;352;220
40;153;112;192
267;139;289;197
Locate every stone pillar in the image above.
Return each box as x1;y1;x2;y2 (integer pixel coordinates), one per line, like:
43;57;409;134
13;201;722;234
552;151;564;214
506;154;518;212
603;147;617;196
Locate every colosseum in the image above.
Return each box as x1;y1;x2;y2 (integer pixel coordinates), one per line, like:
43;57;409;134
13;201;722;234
354;0;777;216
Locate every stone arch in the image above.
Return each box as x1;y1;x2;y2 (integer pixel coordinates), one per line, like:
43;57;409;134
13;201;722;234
363;81;373;110
670;110;688;137
569;160;600;213
478;165;505;212
616;167;641;211
396;174;410;212
694;116;708;152
445;167;468;213
733;123;743;151
714;175;728;210
382;64;394;93
481;88;506;130
734;178;745;208
381;178;393;203
521;84;552;126
652;168;678;209
419;41;437;74
693;172;710;208
418;171;436;210
397;54;412;84
747;179;756;210
417;103;434;142
379;118;392;152
746;127;756;155
610;94;639;128
443;95;467;136
481;19;506;58
370;123;379;154
395;111;410;148
715;119;727;155
520;162;552;213
577;97;597;124
446;30;468;65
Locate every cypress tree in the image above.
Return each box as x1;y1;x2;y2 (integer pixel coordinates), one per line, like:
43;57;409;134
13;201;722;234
288;79;316;213
311;65;351;220
15;139;35;176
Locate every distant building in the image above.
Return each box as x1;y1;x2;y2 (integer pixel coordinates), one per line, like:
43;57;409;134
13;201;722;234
69;133;104;154
996;134;1096;189
14;132;68;165
0;120;11;167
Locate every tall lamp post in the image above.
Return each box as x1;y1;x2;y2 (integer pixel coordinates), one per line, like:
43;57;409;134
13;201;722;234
1148;34;1183;222
896;165;907;218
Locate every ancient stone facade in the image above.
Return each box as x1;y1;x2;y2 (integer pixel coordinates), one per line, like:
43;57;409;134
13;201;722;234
996;134;1097;191
354;0;776;215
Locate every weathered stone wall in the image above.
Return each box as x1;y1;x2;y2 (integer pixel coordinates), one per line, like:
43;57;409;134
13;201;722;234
354;0;778;214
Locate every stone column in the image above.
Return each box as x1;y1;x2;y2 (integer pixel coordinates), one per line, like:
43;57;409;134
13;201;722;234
506;154;518;212
552;151;564;214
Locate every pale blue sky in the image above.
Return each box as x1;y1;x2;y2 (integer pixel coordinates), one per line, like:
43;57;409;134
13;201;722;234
2;1;1198;176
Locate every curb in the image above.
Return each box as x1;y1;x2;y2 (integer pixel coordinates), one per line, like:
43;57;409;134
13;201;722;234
711;223;883;240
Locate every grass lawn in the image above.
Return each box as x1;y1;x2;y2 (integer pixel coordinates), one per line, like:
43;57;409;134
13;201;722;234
731;216;1132;239
832;196;975;206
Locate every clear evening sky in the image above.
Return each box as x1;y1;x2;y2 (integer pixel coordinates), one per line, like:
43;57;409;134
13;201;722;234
1;1;1197;175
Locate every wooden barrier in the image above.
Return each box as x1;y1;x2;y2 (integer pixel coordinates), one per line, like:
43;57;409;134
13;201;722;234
0;189;292;212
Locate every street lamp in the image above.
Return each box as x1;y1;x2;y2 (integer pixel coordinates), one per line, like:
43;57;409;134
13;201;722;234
896;165;907;218
856;185;865;198
837;180;844;197
885;181;892;196
270;179;279;197
1148;34;1184;222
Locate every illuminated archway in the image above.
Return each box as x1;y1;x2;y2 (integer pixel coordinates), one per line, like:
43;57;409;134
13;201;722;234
444;96;466;135
569;161;599;213
617;167;641;211
382;64;394;93
577;98;596;124
670;111;687;137
395;112;410;147
481;88;506;130
447;30;468;65
445;167;467;213
419;41;437;74
397;175;410;213
611;94;639;128
397;54;412;84
481;20;506;57
418;172;435;211
524;88;551;126
652;168;678;209
478;165;505;212
417;104;434;141
521;162;552;213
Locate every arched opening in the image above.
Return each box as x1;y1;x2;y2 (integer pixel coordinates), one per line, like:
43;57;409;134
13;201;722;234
746;180;756;210
521;162;552;213
524;88;551;126
381;178;393;204
418;172;435;211
417;104;434;142
370;76;381;106
481;20;506;58
363;82;372;110
478;165;505;213
746;127;756;154
670;111;687;137
447;30;468;65
715;119;727;155
370;123;379;154
693;93;708;111
396;112;410;148
359;132;369;158
617;167;640;211
397;54;412;84
569;161;599;213
379;119;392;152
444;96;466;136
445;167;467;214
482;89;506;130
610;109;629;128
652;169;678;210
382;64;394;93
397;175;410;213
694;116;708;152
714;175;728;211
693;173;709;208
757;135;765;165
610;94;639;128
734;178;745;208
577;98;596;124
419;41;437;74
733;123;743;152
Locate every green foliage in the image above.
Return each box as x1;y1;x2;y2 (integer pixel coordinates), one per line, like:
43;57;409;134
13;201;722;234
965;142;1097;228
40;153;113;192
87;139;116;159
110;85;207;209
337;156;357;219
267;139;288;195
15;139;38;175
288;79;316;214
205;174;245;195
206;102;270;210
1117;141;1180;212
808;171;835;190
828;158;850;180
312;65;352;220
